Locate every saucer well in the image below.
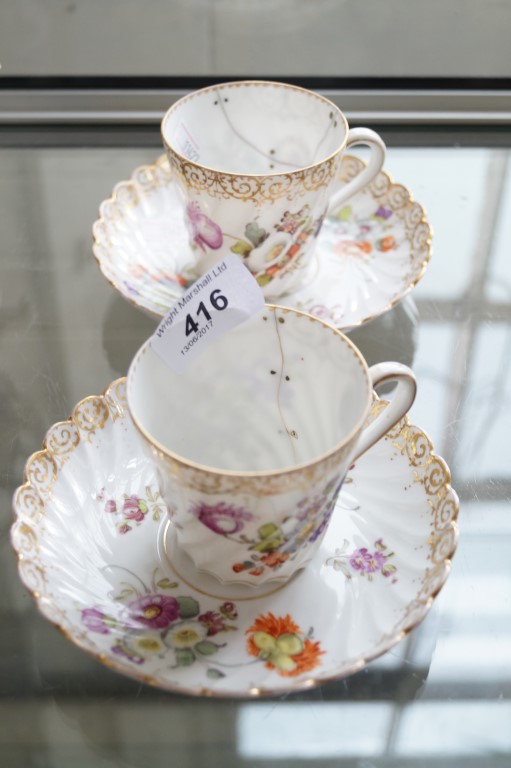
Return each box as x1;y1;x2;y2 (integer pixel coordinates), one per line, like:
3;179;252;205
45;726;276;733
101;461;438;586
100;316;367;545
93;155;432;330
12;380;458;698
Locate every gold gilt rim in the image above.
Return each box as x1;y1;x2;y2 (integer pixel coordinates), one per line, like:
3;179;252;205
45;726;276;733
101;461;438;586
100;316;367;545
127;307;373;483
11;378;458;699
161;80;349;179
91;153;433;330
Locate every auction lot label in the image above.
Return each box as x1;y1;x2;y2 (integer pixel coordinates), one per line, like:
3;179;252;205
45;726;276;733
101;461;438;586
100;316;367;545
151;255;264;372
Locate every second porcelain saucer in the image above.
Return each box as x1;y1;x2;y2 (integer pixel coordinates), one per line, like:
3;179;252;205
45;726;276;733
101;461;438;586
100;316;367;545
12;379;458;697
93;155;432;329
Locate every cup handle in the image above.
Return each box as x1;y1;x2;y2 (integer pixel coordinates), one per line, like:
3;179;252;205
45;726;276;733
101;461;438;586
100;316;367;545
350;363;417;463
327;128;386;215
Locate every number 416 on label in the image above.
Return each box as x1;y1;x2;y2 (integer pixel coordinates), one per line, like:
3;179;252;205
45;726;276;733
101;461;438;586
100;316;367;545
185;289;229;336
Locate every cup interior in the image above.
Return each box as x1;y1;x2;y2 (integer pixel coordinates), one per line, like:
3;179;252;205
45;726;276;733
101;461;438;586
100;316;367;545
162;81;347;175
128;307;371;474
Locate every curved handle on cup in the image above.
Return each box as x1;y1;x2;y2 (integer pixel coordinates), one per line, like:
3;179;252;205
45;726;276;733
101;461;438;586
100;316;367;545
327;128;386;215
350;363;417;462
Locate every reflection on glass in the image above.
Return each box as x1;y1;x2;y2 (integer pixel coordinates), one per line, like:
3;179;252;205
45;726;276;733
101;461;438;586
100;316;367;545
407;322;457;451
455;323;511;480
395;701;511;756
485;152;511;302
412;501;511;683
1;133;511;767
237;702;392;758
387;148;491;300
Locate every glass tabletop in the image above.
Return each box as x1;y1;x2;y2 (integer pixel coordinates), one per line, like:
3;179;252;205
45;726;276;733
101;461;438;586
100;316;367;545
1;120;510;767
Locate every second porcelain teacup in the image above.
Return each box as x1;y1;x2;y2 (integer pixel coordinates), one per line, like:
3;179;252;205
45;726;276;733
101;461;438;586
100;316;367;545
127;306;416;587
162;81;386;297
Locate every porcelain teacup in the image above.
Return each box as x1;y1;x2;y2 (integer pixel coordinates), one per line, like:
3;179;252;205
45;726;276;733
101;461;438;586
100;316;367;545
127;305;416;587
162;81;386;297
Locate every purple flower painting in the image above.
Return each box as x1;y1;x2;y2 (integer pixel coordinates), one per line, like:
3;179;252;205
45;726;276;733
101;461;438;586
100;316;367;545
186;202;223;251
127;594;180;629
191;501;254;536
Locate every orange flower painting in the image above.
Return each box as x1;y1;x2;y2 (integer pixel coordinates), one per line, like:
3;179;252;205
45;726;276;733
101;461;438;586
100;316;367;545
376;235;396;252
246;612;324;677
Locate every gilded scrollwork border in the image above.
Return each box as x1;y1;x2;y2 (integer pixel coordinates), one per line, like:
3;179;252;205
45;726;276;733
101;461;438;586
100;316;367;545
11;378;458;697
92;153;432;327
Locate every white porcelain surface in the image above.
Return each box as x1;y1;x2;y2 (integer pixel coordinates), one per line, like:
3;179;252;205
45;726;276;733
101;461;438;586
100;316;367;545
129;308;372;472
127;307;416;586
162;81;347;175
161;82;385;295
12;379;458;697
93;154;431;327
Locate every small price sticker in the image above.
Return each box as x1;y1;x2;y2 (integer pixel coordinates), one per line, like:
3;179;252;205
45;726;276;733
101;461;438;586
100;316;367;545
174;120;201;163
151;254;265;372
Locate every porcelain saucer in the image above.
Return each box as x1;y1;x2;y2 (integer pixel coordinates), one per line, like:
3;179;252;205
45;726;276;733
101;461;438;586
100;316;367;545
93;155;432;330
12;379;457;698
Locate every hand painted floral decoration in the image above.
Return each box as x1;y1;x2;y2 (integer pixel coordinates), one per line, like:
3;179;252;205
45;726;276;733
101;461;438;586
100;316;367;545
191;501;254;535
184;202;325;287
185;202;223;251
190;476;343;578
246;613;324;677
81;568;325;680
326;538;398;583
304;203;398;326
325;203;397;259
81;566;239;679
98;486;166;535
